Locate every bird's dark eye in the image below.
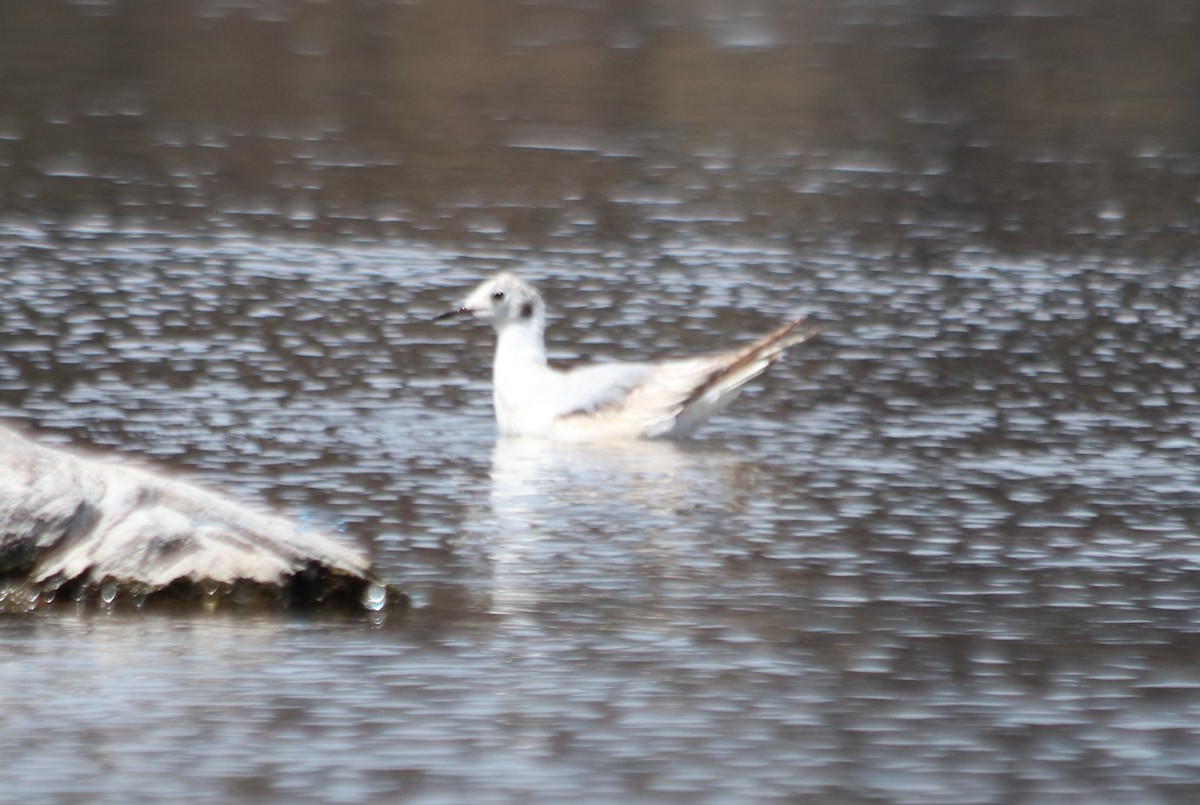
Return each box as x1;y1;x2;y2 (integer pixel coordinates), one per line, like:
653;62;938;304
492;291;505;301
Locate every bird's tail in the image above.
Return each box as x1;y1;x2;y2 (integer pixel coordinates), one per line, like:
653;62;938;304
665;316;820;437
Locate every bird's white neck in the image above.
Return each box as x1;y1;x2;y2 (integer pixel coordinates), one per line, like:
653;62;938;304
490;317;553;436
493;318;548;382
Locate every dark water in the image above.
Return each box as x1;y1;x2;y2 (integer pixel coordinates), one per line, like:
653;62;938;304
3;1;1200;802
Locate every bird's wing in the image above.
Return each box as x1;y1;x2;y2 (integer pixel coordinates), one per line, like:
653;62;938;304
550;361;654;419
553;316;819;440
656;316;820;437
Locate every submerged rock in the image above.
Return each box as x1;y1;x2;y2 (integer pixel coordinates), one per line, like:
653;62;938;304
0;425;404;614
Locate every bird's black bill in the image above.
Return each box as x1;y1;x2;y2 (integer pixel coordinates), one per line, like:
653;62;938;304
434;307;467;322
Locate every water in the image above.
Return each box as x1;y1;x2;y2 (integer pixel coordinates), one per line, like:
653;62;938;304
3;1;1200;802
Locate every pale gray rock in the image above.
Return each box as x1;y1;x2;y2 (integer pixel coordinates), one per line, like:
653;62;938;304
0;425;401;612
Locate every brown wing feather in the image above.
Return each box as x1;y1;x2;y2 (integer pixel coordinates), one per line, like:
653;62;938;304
676;316;820;413
550;316;820;441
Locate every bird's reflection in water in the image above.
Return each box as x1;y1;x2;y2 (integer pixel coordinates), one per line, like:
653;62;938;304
483;437;760;616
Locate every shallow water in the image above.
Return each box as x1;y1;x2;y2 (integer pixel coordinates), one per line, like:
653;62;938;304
3;1;1200;802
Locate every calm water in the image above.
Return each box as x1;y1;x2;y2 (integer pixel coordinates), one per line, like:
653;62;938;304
3;1;1200;802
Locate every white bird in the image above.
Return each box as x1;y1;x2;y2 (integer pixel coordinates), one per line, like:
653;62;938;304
435;273;819;441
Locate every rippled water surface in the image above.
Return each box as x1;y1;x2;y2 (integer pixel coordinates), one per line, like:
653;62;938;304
3;1;1200;802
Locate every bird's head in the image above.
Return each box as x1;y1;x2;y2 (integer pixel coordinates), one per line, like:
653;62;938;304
435;272;546;331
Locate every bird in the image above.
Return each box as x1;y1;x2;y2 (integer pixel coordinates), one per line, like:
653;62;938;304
434;272;819;441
